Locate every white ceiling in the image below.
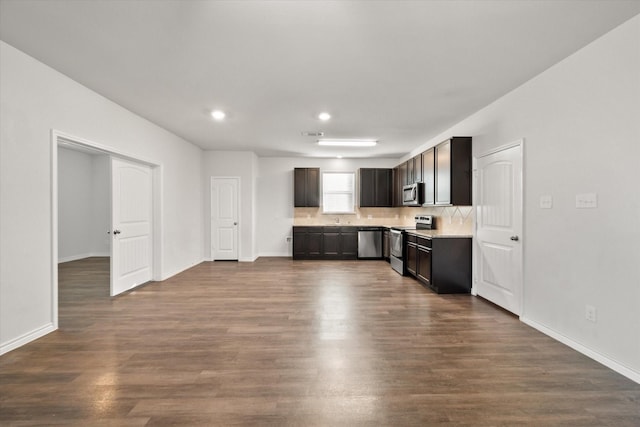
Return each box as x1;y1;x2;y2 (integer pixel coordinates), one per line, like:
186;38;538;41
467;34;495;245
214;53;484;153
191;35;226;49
2;1;639;158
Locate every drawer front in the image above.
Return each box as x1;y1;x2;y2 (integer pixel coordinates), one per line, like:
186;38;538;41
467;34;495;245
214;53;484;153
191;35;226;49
417;236;432;248
406;233;417;243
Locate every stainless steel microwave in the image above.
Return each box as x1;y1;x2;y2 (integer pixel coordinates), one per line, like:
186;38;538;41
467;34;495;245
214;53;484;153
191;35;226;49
402;182;423;206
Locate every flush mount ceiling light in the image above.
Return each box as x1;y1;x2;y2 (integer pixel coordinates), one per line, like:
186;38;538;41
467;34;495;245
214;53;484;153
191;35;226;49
318;139;377;147
318;112;331;121
211;110;226;121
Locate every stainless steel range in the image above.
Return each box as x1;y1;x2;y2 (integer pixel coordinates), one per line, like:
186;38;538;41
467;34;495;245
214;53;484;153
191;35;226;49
389;215;434;275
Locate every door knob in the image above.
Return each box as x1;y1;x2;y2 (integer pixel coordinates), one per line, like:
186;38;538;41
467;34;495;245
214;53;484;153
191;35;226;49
113;230;121;235
510;235;519;241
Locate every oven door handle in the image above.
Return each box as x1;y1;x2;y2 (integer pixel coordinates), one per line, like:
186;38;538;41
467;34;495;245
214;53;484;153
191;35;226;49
390;229;402;236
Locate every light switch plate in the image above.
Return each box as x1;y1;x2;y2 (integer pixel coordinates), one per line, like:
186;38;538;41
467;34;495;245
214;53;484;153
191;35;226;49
576;193;597;209
539;195;553;209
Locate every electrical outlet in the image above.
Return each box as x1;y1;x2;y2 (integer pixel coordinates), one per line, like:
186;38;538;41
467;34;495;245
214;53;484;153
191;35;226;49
576;193;597;209
285;236;292;242
585;305;597;323
539;195;553;209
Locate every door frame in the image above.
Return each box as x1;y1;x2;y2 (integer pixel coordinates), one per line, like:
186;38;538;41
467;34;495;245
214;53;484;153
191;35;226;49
50;129;163;328
210;176;240;261
472;138;525;316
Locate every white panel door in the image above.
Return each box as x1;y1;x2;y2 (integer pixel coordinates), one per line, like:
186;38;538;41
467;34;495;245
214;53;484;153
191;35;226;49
475;142;523;315
111;158;152;296
211;177;239;260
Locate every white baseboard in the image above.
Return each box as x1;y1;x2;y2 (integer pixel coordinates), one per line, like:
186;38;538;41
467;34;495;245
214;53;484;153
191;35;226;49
160;259;205;281
239;255;259;262
58;252;110;263
520;316;640;384
0;323;57;356
257;252;290;258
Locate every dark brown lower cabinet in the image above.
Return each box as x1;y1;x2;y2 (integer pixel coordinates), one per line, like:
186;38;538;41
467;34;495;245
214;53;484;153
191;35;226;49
293;227;323;259
405;233;471;294
341;230;358;258
322;227;341;257
406;234;417;276
293;226;359;260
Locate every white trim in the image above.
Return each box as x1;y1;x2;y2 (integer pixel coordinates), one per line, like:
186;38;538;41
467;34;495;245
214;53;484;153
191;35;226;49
521;316;640;384
475;138;524;159
258;252;290;258
50;131;59;331
0;323;57;356
160;260;204;281
58;252;110;263
239;256;259;262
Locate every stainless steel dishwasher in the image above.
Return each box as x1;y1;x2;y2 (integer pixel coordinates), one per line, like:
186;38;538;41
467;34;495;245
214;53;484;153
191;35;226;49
357;227;383;259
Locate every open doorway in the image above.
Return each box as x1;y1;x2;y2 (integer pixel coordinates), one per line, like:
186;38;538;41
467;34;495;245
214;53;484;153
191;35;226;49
57;145;111;328
52;131;162;329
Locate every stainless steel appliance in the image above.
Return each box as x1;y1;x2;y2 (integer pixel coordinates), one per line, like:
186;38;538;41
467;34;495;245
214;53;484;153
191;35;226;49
357;227;383;259
389;215;435;275
389;228;406;274
402;182;424;206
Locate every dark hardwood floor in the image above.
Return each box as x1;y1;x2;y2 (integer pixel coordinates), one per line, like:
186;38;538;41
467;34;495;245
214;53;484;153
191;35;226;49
1;257;639;426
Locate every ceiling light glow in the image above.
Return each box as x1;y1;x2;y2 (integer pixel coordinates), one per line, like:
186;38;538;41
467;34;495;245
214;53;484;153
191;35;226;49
211;110;226;120
318;139;377;147
318;112;331;121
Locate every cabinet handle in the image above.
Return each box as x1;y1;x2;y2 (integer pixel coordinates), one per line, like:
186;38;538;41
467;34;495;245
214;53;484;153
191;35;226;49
113;230;121;235
510;235;519;241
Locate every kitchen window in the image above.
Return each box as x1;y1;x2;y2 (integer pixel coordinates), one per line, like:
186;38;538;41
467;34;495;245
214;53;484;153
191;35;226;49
322;172;355;214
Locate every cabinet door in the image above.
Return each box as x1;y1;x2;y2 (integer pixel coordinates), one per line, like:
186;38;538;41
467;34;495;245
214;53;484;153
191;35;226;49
406;158;414;185
374;168;392;207
422;148;435;205
306;168;320;207
406;243;417;276
294;168;307;207
323;230;340;257
450;137;472;206
393;167;403;207
398;162;408;187
359;168;376;207
435;140;451;205
294;168;320;207
417;246;432;285
292;230;307;259
307;230;323;258
341;231;358;259
413;154;423;183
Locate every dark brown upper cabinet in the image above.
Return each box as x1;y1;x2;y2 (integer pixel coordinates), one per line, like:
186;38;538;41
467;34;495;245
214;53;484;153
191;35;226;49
422;148;435;205
434;137;472;206
406;157;415;185
413;153;423;184
294;167;320;207
359;168;392;207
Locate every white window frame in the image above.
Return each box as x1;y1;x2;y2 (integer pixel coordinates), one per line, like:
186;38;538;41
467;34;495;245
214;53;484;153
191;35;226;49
322;171;356;214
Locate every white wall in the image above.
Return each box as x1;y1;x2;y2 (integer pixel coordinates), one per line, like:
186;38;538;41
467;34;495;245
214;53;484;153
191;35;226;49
257;157;397;256
0;41;204;354
58;147;110;262
203;151;259;262
406;16;640;379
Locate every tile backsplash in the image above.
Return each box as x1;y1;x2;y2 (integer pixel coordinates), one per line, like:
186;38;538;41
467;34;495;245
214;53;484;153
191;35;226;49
294;206;473;235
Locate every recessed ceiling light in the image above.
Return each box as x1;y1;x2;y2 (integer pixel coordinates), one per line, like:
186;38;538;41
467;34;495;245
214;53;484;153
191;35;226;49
211;110;226;120
318;112;331;121
318;139;377;147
